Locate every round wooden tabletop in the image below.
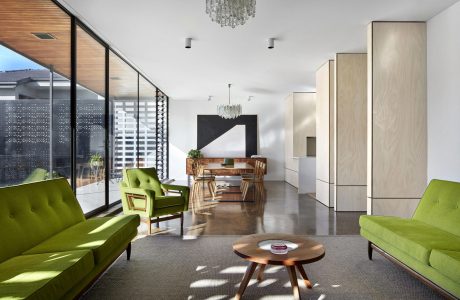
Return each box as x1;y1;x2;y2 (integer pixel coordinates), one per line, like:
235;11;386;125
233;233;325;266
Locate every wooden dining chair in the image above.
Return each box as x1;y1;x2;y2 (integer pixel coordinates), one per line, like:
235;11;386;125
191;163;216;202
240;161;266;201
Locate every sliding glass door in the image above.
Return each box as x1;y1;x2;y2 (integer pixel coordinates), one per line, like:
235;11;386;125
0;1;71;187
0;0;170;215
76;25;106;213
108;51;139;204
139;76;157;168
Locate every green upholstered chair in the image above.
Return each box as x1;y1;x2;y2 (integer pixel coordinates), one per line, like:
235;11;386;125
120;168;190;235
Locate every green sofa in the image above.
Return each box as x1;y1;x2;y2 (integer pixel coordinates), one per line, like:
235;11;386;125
0;178;140;299
360;179;460;299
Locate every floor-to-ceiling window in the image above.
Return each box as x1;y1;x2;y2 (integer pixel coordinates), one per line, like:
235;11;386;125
0;0;169;215
0;1;71;187
76;25;106;213
139;76;157;168
109;51;139;204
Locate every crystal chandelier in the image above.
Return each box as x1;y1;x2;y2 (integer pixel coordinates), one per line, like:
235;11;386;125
206;0;256;28
217;84;242;119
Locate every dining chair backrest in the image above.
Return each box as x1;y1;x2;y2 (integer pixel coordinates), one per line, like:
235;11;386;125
254;161;266;180
192;162;206;178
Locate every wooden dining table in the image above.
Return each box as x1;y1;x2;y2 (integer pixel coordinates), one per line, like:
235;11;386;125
204;162;255;175
203;163;255;202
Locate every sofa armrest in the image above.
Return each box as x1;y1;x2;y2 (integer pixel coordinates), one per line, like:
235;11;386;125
120;186;155;217
161;184;190;210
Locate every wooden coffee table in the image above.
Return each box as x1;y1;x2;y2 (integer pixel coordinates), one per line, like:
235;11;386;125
233;233;325;300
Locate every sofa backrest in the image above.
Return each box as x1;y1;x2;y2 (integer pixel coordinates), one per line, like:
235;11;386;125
123;168;164;197
413;179;460;236
0;178;85;263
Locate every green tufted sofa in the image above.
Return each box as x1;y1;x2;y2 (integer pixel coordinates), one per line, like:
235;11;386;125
0;178;140;299
360;179;460;299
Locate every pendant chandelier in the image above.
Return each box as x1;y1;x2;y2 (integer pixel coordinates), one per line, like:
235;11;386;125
206;0;256;28
217;84;242;119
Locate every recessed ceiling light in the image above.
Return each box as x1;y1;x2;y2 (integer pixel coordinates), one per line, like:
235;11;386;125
32;32;56;40
185;38;192;49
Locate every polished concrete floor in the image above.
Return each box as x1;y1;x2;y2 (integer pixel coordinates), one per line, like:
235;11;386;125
137;181;364;237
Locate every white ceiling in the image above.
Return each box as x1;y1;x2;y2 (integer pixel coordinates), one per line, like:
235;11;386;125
58;0;458;103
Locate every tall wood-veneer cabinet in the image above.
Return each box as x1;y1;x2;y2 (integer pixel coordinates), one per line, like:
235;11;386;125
316;60;335;207
285;92;316;193
334;53;367;211
367;22;427;218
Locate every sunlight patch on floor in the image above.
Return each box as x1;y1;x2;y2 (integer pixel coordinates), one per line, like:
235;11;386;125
204;295;227;300
264;265;284;273
234;279;257;288
257;278;277;287
219;266;247;274
190;279;228;288
195;265;206;271
259;295;295;300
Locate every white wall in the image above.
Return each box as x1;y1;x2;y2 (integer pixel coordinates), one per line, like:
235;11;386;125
169;98;285;181
427;1;460;183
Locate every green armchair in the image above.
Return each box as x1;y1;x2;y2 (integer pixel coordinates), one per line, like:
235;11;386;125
120;168;190;235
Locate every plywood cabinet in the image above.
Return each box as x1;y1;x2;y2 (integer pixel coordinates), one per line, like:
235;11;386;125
316;61;335;207
367;22;427;217
334;53;367;211
285;92;316;193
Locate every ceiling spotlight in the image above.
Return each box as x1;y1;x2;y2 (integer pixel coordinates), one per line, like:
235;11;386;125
208;96;213;101
267;38;275;49
248;96;254;101
185;38;192;49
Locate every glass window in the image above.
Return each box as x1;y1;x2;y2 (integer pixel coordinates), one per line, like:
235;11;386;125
0;1;169;211
0;1;71;187
139;76;157;168
109;51;138;203
76;26;106;213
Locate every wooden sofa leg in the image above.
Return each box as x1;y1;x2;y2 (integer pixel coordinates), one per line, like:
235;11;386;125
368;241;373;260
180;212;184;236
146;218;152;235
126;242;131;260
156;217;160;228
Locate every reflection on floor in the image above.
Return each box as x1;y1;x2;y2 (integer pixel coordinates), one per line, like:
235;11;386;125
136;181;364;237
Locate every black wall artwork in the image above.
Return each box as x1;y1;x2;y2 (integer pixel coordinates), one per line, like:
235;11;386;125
197;115;257;157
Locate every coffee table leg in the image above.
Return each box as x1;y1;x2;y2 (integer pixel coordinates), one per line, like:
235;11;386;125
235;262;258;300
286;265;301;300
257;264;266;282
296;264;313;289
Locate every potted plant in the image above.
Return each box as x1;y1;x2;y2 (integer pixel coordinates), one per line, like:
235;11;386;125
89;153;104;167
187;149;203;159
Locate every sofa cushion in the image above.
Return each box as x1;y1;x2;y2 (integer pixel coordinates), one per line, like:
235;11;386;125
413;179;460;236
24;215;139;264
360;215;460;264
0;179;85;263
430;250;460;284
154;195;185;209
0;250;93;300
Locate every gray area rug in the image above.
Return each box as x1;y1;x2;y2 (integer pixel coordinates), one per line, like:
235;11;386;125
83;235;440;300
